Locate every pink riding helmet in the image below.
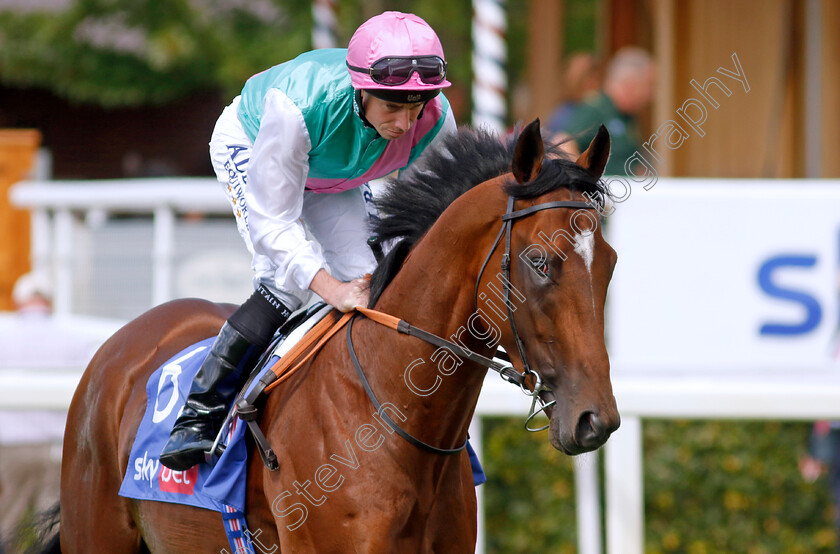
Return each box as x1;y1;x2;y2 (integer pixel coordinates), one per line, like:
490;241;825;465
346;11;452;93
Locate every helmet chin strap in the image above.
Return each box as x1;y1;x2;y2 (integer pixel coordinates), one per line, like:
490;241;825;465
354;89;375;129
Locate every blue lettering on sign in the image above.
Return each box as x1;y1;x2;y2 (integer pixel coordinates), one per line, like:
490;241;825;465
757;254;822;336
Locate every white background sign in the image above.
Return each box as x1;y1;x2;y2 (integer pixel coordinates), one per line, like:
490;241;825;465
606;179;840;374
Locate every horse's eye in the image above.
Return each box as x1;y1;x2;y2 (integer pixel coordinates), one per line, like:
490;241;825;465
529;257;551;279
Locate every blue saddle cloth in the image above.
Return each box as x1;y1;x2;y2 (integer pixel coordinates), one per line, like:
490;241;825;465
119;335;486;513
118;337;250;511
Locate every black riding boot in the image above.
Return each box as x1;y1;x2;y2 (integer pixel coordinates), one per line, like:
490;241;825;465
159;323;264;470
160;286;291;471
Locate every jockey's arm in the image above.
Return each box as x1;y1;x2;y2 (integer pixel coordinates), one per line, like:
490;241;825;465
245;90;329;295
245;89;370;312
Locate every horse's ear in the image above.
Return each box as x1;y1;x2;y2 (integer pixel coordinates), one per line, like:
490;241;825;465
575;124;611;179
512;119;544;184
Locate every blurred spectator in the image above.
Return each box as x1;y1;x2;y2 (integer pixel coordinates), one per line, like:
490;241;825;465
0;272;112;550
11;272;51;314
0;272;100;368
508;83;580;159
801;421;840;537
560;46;655;176
547;52;602;135
546;131;581;159
122;150;181;178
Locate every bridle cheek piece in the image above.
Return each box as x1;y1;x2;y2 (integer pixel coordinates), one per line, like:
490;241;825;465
474;196;598;432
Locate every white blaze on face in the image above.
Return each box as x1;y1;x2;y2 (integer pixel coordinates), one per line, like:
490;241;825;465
574;232;595;273
574;232;597;315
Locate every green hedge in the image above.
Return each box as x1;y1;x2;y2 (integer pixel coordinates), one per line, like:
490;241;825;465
483;418;837;553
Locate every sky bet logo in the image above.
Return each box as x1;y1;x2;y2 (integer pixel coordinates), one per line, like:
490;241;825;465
758;249;825;337
133;450;198;495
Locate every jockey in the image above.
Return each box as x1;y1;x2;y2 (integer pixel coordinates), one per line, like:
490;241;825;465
160;11;455;471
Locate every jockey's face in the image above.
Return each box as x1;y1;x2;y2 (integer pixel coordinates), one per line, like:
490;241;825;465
361;91;424;140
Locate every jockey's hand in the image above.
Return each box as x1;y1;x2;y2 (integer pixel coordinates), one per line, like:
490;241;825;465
309;269;370;312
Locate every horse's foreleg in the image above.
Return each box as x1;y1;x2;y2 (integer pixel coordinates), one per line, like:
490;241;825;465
427;456;478;554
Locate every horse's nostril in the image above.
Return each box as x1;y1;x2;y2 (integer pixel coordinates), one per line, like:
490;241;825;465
575;411;602;447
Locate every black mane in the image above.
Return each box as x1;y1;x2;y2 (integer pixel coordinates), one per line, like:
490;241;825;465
367;125;608;305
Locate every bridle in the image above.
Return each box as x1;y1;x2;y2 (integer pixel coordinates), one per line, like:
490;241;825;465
347;193;597;455
475;195;596;432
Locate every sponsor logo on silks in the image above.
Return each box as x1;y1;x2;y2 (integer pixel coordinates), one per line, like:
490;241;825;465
159;465;199;495
224;144;250;226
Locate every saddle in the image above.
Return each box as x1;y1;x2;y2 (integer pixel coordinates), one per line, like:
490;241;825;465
212;301;335;468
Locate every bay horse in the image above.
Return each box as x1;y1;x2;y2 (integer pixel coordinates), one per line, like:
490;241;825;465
51;119;619;553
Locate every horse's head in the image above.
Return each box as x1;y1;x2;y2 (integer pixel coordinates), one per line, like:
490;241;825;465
369;119;619;455
481;119;619;455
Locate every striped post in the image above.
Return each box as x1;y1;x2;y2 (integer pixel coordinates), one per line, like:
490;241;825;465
472;0;507;135
312;0;338;49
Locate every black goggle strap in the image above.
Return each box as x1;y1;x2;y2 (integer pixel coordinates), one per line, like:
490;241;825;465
353;89;375;129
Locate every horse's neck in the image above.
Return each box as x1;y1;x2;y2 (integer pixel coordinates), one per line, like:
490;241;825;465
366;186;504;447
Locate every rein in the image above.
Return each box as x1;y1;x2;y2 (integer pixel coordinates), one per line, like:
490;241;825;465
345;306;526;455
236;194;598;467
